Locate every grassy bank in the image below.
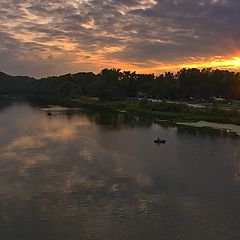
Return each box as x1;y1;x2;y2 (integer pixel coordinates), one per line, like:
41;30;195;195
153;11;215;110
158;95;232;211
14;95;240;126
103;100;240;125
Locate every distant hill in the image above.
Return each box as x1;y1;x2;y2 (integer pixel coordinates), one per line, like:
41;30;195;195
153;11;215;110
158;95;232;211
0;71;35;95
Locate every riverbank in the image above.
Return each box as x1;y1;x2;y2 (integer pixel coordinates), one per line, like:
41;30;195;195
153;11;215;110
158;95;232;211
3;94;240;137
38;97;240;124
5;95;240;126
103;100;240;125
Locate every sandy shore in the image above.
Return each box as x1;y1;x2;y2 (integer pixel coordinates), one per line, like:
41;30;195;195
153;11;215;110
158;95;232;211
42;105;80;111
177;121;240;136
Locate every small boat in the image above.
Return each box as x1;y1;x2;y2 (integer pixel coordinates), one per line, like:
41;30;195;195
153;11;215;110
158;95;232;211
154;137;166;144
47;112;52;116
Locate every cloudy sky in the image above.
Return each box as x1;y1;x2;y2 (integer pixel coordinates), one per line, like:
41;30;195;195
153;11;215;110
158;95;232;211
0;0;240;77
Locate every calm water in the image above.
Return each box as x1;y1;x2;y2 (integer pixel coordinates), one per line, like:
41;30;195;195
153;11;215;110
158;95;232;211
1;102;240;240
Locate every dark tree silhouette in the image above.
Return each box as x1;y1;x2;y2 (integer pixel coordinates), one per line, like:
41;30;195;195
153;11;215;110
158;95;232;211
0;68;240;100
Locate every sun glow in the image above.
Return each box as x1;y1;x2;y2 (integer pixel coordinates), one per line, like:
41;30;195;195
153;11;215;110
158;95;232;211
142;56;240;74
74;54;240;75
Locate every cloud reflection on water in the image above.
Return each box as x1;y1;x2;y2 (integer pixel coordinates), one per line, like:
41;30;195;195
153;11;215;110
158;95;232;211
0;103;156;207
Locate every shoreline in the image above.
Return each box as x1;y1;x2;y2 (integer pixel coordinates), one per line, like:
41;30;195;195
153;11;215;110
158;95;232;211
177;121;240;137
26;96;240;124
3;95;240;131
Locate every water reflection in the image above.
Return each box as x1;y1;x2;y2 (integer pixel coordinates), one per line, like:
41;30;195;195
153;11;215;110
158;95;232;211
0;103;240;240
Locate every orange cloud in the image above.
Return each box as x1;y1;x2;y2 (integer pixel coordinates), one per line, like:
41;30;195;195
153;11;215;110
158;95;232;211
1;0;240;77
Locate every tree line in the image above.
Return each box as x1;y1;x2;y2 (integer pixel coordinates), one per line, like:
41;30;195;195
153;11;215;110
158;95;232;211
1;68;240;100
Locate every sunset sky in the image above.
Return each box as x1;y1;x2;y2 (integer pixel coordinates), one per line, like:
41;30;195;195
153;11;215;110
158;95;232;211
0;0;240;77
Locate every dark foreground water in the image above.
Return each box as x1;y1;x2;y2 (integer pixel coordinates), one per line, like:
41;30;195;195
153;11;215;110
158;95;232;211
1;102;240;240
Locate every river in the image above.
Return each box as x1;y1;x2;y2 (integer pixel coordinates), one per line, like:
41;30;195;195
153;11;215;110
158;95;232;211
1;102;240;240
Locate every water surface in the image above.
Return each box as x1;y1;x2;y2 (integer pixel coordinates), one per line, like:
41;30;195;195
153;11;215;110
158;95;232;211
1;102;240;240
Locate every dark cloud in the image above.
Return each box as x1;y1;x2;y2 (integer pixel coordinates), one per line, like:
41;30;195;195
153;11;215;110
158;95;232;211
0;0;239;77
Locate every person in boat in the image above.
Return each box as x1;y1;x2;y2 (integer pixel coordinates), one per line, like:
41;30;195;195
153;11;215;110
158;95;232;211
154;137;166;144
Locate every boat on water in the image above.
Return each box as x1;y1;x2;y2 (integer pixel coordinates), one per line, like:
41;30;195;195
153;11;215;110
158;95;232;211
154;137;166;144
